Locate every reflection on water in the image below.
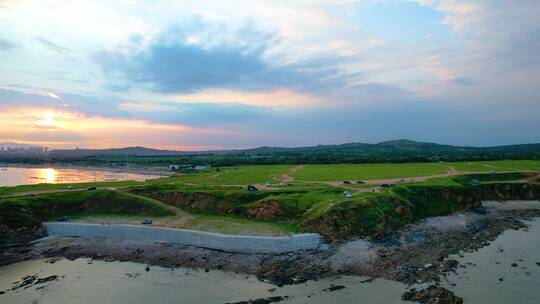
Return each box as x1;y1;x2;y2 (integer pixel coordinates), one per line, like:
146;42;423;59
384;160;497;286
43;168;57;184
0;167;159;187
1;220;539;303
0;259;407;304
442;218;540;304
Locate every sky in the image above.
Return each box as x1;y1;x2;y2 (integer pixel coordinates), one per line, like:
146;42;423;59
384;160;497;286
0;0;539;150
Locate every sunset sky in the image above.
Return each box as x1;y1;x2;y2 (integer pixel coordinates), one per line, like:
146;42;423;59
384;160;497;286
0;0;539;150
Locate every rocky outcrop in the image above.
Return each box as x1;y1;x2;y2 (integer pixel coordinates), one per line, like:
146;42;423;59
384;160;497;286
402;285;463;304
301;195;414;242
302;185;487;241
480;183;540;201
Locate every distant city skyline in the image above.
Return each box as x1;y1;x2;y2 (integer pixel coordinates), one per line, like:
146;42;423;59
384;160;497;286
1;1;539;150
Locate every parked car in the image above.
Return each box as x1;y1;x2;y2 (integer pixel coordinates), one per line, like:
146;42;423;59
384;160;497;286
57;216;68;222
380;183;392;188
87;186;97;191
142;219;153;225
247;185;258;191
342;180;352;184
356;181;366;184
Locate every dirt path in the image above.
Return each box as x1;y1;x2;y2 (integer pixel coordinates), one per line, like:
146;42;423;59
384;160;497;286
280;164;305;183
321;168;524;193
116;191;187;217
65;190;195;229
1;186;195;229
321;168;507;188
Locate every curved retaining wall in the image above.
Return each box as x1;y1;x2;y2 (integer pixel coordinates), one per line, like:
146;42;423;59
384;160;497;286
43;222;321;254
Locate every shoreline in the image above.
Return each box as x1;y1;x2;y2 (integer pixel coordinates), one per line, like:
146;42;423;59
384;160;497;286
2;201;540;303
0;163;174;178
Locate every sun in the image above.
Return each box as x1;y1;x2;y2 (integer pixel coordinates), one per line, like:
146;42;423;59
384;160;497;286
42;111;56;126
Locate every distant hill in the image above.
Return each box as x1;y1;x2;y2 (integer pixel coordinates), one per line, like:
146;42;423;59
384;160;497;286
0;142;43;149
2;140;539;165
222;139;540;156
46;139;540;158
49;146;191;157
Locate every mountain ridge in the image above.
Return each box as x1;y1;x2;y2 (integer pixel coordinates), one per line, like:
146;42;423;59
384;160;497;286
43;140;540;157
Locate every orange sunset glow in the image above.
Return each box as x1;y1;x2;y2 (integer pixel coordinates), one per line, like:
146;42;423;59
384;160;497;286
0;107;229;150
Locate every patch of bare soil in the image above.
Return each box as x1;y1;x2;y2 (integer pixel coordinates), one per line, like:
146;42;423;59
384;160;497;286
279;165;305;183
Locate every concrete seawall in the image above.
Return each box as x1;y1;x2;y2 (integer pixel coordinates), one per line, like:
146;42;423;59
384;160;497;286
44;222;321;254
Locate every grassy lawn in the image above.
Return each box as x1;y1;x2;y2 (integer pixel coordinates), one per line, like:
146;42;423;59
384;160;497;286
54;212;295;236
442;161;497;172
0;180;143;197
160;165;292;185
293;163;449;181
1;162;537;238
184;213;298;236
477;160;540;171
0;190;175;228
443;160;540;173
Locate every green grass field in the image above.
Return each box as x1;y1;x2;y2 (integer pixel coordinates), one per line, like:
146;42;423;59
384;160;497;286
441;160;540;173
478;160;540;171
292;163;450;181
0;180;143;197
162;165;292;185
442;162;497;172
1;161;539;238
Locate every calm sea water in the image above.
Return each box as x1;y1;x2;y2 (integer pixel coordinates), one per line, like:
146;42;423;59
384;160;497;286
1;218;540;303
441;218;540;303
0;259;407;304
0;167;159;187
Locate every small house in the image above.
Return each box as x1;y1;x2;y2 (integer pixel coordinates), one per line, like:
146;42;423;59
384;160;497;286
169;164;193;171
194;165;210;171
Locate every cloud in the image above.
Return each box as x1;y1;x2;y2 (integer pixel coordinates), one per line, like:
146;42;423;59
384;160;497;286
449;77;477;86
0;38;14;51
93;22;358;97
121;101;271;127
42;91;61;99
1;0;540;149
35;37;71;53
0;105;229;149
